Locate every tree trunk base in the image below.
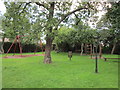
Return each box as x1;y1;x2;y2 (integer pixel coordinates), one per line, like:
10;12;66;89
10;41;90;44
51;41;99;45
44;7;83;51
44;57;52;64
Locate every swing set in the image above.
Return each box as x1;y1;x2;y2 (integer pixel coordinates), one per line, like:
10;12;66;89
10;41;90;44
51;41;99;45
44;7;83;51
3;35;44;58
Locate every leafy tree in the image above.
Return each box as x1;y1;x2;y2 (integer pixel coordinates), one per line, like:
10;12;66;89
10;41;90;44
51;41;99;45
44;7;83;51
3;1;97;63
0;14;5;53
106;2;120;54
1;2;33;53
54;25;97;55
54;26;75;52
104;2;120;54
2;2;31;38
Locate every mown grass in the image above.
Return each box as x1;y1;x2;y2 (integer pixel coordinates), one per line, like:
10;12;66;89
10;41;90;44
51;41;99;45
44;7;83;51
2;52;118;88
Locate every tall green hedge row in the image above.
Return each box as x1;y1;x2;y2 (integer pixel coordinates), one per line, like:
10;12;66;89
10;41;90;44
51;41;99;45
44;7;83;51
3;42;45;53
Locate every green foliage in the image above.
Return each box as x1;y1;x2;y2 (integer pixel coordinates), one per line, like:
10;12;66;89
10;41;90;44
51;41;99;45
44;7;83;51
96;2;120;50
105;2;120;44
54;24;98;52
54;26;75;51
2;2;45;45
2;2;31;40
0;14;4;38
106;2;120;29
0;14;3;29
2;2;97;43
55;26;73;43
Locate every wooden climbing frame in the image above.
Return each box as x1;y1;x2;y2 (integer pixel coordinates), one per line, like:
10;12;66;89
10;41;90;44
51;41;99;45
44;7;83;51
5;35;22;57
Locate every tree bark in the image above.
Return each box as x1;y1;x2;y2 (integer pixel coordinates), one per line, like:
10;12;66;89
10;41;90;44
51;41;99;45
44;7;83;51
43;2;54;64
55;7;88;30
44;37;53;64
0;37;5;54
111;43;116;54
80;43;84;55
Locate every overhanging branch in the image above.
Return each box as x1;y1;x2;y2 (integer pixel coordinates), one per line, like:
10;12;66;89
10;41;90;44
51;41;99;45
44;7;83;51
74;13;81;25
35;2;49;10
54;7;88;30
19;2;31;16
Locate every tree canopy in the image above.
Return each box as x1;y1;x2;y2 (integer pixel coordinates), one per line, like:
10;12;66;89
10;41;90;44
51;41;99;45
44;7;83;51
2;1;104;63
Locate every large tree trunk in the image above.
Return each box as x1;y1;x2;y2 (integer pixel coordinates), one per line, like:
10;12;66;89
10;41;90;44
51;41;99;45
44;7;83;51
80;43;84;55
43;2;55;64
111;43;116;54
44;37;53;64
0;37;5;54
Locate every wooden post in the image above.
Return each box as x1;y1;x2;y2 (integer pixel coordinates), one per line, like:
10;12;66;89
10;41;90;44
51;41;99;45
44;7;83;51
13;42;17;56
5;35;23;57
90;44;93;59
95;44;98;73
5;39;17;57
85;44;87;55
68;51;72;61
18;38;22;56
99;43;102;59
104;58;107;61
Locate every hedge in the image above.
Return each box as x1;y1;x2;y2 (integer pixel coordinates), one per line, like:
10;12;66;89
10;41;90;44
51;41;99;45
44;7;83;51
3;42;120;55
56;42;120;54
3;42;45;53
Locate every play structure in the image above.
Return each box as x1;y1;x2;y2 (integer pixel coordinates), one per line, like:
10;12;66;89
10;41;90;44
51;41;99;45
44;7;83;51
3;35;44;58
83;43;103;59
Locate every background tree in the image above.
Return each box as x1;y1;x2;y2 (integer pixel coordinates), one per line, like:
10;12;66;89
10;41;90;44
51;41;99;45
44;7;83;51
97;2;120;54
106;2;120;54
3;1;97;63
1;2;33;53
0;13;5;53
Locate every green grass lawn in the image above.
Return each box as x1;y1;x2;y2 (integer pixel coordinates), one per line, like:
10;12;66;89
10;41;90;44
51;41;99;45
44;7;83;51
2;52;118;88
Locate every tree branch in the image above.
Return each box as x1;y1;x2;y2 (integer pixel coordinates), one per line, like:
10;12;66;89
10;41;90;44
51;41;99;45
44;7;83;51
35;2;49;10
19;2;31;16
54;7;88;30
74;13;81;25
18;3;22;9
